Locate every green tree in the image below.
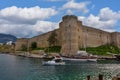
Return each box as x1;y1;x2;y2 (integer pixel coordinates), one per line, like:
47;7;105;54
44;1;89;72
21;44;27;51
31;42;37;50
47;31;58;47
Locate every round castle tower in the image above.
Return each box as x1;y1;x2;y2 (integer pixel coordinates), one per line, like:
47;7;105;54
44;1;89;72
59;15;82;56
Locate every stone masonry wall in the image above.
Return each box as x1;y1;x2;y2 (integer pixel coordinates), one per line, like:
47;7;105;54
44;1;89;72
111;32;120;47
82;26;111;47
59;15;79;56
15;15;120;56
29;29;60;48
15;38;29;51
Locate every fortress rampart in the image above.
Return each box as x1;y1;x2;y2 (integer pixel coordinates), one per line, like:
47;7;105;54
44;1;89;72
15;15;120;56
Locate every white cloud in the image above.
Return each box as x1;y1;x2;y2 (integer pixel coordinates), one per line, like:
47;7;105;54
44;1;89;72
0;24;33;38
66;9;73;15
99;7;120;21
0;20;59;38
0;6;58;38
33;21;59;33
0;6;57;24
62;0;90;14
78;7;120;32
0;6;57;20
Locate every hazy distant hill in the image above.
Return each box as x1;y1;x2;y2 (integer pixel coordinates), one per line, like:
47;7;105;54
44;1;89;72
0;33;17;43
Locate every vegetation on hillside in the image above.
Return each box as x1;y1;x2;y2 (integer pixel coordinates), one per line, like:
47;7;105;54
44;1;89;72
33;47;44;50
0;33;17;43
80;45;120;55
21;44;27;51
0;45;15;53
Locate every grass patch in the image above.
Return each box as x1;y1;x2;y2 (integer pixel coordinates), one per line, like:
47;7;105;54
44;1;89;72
45;46;61;53
31;46;61;53
80;45;120;55
33;48;45;50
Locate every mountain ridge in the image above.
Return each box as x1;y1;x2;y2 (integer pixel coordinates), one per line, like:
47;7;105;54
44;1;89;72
0;33;17;43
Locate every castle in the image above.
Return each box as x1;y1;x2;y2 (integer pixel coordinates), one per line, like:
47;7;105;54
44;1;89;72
15;15;120;56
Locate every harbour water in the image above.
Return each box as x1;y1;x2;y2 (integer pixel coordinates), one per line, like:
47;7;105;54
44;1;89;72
0;54;120;80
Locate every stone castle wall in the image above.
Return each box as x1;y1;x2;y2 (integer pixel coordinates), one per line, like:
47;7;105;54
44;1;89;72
29;29;60;48
15;29;61;51
82;26;112;47
15;38;29;51
59;15;80;56
15;15;120;56
111;32;120;47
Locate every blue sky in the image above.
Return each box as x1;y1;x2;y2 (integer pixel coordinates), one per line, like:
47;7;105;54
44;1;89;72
0;0;120;38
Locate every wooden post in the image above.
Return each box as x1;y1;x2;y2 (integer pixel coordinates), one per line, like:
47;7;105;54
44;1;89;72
99;74;103;80
87;75;90;80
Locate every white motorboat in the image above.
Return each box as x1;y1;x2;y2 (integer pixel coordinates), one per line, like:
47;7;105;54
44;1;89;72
42;56;65;65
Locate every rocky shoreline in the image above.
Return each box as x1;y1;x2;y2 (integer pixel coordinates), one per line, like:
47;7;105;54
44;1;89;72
0;52;119;60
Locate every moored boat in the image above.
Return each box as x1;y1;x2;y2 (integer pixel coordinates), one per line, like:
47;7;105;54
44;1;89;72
42;56;65;66
62;51;97;62
62;56;97;62
114;54;120;60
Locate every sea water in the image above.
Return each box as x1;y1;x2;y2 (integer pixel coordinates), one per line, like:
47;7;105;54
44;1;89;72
0;54;120;80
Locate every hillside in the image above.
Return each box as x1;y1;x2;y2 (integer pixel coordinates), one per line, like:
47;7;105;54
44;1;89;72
0;33;17;43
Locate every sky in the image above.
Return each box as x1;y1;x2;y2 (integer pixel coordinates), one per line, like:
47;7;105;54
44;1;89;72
0;0;120;38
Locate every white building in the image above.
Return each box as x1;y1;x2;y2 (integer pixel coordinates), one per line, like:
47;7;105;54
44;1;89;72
0;43;3;45
6;41;13;45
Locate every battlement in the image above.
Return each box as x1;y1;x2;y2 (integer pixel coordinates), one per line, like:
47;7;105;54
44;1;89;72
62;15;78;21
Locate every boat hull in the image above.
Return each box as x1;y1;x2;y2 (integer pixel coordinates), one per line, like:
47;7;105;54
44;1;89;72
62;57;97;62
42;61;65;66
87;59;97;62
62;57;87;61
115;55;120;60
